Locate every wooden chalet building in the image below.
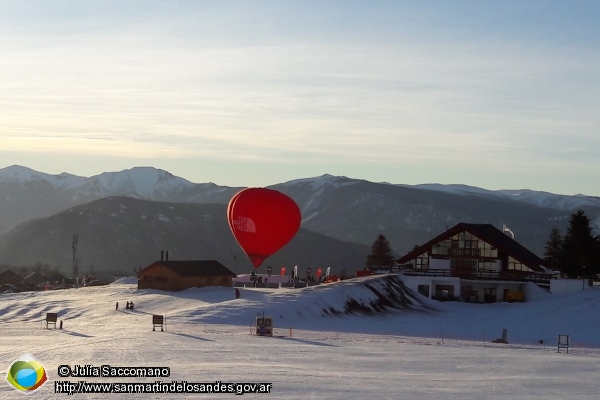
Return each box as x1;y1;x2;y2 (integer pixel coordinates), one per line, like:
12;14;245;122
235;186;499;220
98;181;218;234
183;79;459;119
138;260;236;292
0;269;22;285
396;223;556;303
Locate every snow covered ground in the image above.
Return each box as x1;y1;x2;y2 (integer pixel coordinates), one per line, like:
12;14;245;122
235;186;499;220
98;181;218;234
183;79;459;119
1;275;599;399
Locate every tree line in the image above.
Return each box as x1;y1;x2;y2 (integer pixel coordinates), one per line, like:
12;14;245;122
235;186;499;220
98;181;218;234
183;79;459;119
364;209;600;279
544;210;600;278
0;262;66;278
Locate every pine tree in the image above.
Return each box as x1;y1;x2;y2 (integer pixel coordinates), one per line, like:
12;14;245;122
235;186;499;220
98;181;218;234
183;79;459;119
366;234;395;270
543;227;563;271
559;210;598;277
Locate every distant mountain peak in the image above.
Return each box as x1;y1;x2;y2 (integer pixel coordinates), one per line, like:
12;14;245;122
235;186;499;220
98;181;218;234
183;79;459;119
280;174;355;189
0;165;86;188
0;165;48;181
83;167;195;200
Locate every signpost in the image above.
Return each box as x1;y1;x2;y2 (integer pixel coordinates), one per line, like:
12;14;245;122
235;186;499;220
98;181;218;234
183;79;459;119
558;334;570;353
152;315;164;332
46;313;58;329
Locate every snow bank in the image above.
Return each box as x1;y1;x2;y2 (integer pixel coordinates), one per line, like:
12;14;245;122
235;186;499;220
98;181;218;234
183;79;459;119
112;276;139;285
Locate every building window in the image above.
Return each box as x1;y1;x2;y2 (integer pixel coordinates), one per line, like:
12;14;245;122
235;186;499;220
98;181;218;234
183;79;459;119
464;285;478;302
415;253;429;270
507;257;534;273
480;241;498;258
418;284;429;297
435;232;499;258
451;259;476;277
435;284;455;300
477;261;498;276
431;240;452;256
484;288;497;303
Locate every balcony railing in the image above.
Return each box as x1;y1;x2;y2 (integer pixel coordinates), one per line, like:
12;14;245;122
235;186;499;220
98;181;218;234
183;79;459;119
400;268;557;284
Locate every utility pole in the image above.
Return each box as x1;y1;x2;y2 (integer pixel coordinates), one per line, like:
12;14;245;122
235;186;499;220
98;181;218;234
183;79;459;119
72;234;79;282
227;251;238;274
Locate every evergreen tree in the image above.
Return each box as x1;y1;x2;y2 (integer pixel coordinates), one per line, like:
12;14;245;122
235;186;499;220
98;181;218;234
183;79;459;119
543;227;563;271
366;234;395;270
595;235;600;277
559;210;598;277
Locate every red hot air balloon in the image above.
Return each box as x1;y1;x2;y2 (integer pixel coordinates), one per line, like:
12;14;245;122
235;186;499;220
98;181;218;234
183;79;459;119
228;188;301;268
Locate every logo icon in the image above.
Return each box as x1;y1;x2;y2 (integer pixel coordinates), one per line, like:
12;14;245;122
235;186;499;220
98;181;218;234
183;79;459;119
233;216;256;233
6;353;48;393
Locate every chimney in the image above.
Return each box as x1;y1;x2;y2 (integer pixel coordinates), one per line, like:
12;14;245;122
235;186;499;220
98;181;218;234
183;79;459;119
166;251;169;261
161;250;164;261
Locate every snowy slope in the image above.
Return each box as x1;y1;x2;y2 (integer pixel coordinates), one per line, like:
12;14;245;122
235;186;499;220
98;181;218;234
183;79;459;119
1;274;598;346
76;167;195;200
1;275;599;399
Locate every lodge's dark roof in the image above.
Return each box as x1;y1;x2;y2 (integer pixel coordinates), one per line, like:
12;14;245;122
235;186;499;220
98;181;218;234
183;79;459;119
23;272;50;284
397;223;548;272
143;260;236;278
0;269;22;284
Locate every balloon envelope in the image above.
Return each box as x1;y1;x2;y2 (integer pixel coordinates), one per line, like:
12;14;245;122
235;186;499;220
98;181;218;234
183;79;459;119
227;188;301;268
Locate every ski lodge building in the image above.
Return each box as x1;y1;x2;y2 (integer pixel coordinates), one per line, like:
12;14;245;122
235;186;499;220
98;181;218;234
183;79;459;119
137;260;236;291
396;223;558;303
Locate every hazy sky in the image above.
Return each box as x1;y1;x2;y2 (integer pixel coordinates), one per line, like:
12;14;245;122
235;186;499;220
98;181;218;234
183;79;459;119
1;1;598;195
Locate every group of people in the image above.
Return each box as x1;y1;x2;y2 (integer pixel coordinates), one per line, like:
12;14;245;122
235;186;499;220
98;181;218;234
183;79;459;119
115;301;135;310
250;271;269;287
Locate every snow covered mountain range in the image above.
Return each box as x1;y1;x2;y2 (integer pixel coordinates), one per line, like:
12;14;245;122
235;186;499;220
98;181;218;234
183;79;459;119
2;165;598;213
2;165;598;217
0;165;598;277
0;165;242;235
411;183;600;212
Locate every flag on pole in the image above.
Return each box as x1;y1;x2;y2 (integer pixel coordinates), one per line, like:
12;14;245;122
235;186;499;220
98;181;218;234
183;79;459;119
502;224;515;239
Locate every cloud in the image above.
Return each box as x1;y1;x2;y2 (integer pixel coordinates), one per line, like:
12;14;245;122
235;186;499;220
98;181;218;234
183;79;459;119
0;2;598;194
